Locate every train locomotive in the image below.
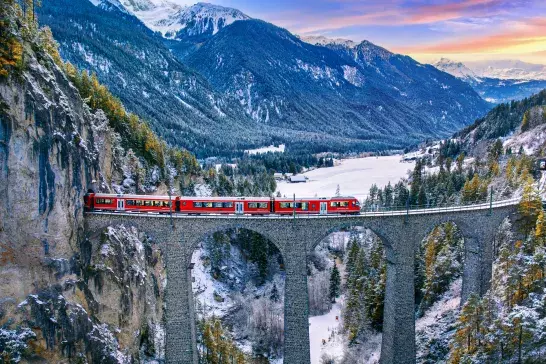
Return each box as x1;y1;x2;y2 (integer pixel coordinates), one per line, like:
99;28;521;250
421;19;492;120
84;193;361;215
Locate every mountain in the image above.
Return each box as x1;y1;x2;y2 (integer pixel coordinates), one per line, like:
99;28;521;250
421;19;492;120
37;0;269;158
433;58;481;83
1;5;169;360
465;60;546;81
115;1;250;41
300;35;358;49
184;21;490;153
434;58;546;104
455;90;546;153
40;0;490;156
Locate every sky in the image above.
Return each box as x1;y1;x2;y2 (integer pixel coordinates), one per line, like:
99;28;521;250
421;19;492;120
170;0;546;65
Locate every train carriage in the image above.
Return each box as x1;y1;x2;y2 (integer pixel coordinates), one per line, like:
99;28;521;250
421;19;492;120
178;197;271;215
273;198;322;215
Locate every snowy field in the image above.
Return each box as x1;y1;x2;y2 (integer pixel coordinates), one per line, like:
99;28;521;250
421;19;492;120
276;155;414;200
309;297;345;364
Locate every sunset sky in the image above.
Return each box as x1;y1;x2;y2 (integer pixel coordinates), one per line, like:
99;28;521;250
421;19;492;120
172;0;546;65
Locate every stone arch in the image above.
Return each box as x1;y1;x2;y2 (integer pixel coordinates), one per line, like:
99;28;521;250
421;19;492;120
310;222;395;253
185;223;287;362
418;216;474;246
182;222;287;268
414;211;513;304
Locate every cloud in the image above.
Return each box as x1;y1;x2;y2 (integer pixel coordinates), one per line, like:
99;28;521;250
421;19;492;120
285;0;526;34
407;0;509;24
395;17;546;55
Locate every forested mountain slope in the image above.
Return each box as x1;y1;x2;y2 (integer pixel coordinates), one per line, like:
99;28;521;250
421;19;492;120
37;0;269;157
185;20;490;154
39;0;491;157
456;89;546;149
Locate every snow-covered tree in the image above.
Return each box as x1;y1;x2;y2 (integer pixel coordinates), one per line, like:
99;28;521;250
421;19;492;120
329;262;341;303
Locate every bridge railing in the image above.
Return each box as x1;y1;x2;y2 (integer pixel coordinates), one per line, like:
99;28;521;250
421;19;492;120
354;197;520;217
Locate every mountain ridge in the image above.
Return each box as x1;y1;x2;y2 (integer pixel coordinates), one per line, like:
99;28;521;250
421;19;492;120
184;19;490;153
434;57;546;104
40;0;491;157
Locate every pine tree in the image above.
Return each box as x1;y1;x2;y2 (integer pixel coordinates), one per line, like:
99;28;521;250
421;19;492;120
449;294;482;363
534;209;546;243
270;282;280;303
521;110;530;132
329;262;341;303
345;239;360;289
456;153;465;173
384;182;394;208
517;175;542;235
410;160;423;205
344;247;367;343
506;157;516;187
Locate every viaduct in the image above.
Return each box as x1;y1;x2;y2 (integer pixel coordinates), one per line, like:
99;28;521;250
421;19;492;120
85;199;519;364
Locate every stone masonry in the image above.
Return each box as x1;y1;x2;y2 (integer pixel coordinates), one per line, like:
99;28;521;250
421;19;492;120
85;203;517;364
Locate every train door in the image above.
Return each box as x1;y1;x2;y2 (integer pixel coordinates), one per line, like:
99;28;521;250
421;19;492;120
320;202;327;215
235;202;244;215
117;199;125;211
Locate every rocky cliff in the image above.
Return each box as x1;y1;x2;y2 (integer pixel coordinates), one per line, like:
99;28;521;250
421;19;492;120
0;18;166;363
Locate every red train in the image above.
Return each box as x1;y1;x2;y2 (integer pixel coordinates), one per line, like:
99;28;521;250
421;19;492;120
84;193;361;215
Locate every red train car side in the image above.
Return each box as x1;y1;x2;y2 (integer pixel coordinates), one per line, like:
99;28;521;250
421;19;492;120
84;193;361;215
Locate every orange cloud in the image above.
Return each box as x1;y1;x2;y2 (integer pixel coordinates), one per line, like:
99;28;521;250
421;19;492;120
288;0;517;34
395;17;546;55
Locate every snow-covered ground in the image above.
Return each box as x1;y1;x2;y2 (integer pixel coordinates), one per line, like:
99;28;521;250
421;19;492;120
309;297;345;364
416;279;462;363
276;155;414;200
244;144;286;155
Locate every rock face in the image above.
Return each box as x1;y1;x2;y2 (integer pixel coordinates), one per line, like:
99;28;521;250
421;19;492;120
0;32;166;362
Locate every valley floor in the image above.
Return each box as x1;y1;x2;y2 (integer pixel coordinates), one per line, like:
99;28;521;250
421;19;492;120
276;155;414;200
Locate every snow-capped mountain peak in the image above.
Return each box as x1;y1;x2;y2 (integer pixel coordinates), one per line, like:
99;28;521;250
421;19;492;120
464;60;546;81
102;0;251;39
176;2;251;37
433;58;481;83
300;35;358;49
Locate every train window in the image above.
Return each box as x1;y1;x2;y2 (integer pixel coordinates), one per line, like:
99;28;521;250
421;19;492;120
194;202;203;208
136;200;144;206
259;203;268;209
302;202;309;211
96;198;112;204
163;201;171;207
340;201;349;207
126;200;136;206
153;201;162;207
280;202;293;208
204;202;213;208
144;200;152;206
330;202;338;207
223;202;233;208
248;202;258;208
213;202;223;208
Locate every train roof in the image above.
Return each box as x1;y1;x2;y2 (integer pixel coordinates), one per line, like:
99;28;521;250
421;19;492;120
92;193;271;201
91;193;357;201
